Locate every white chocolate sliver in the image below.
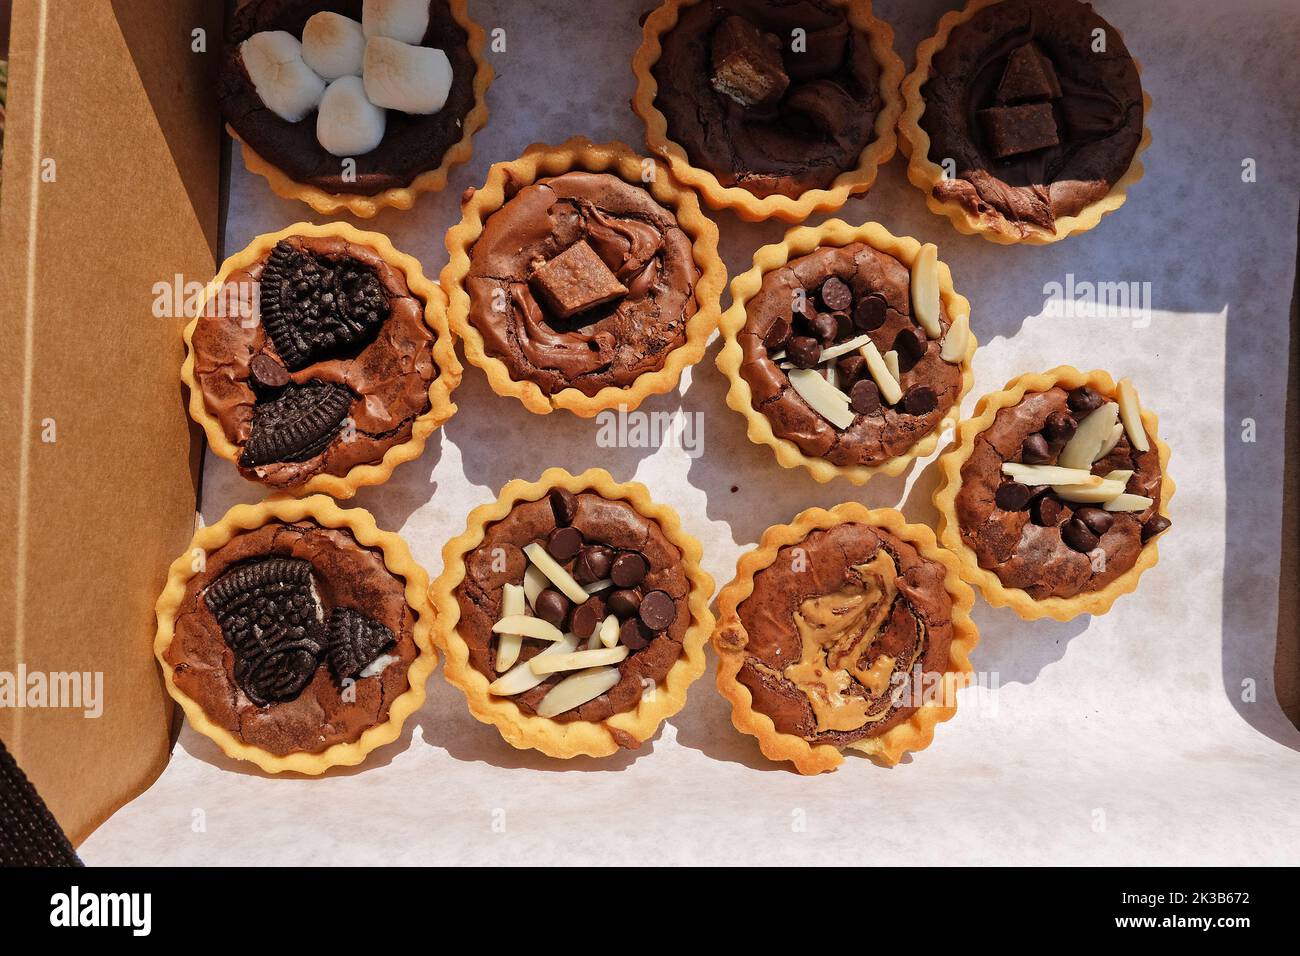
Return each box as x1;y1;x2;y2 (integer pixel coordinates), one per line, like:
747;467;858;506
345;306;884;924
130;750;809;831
1051;477;1128;504
488;633;579;696
1058;402;1119;469
911;242;942;338
494;583;525;672
859;341;902;405
1103;493;1154;512
523;543;589;603
241;31;325;123
530;645;629;676
1093;422;1124;463
491;614;565;643
598;614;620;649
1002;463;1101;486
1116;378;1150;452
316;75;386;157
523;564;548;608
535;667;622;719
788;369;855;429
302;12;366;79
364;37;452;114
884;349;901;384
814;334;871;363
940;310;969;363
584;578;614;594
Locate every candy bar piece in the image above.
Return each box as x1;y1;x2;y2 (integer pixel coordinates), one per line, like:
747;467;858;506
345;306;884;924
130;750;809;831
529;240;627;319
710;15;789;107
979;102;1060;159
997;44;1061;103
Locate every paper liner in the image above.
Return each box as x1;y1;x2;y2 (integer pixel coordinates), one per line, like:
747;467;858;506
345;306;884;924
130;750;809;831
716;218;976;485
712;503;979;775
229;0;492;218
429;467;716;758
152;495;437;775
181;220;462;499
440;137;725;416
932;366;1175;621
631;0;905;223
898;0;1152;245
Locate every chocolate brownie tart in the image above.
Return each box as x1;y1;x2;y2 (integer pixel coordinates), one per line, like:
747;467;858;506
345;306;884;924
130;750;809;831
443;139;724;416
714;503;978;774
935;367;1173;620
718;219;975;484
154;496;436;773
633;0;904;222
219;0;491;217
432;468;714;758
184;222;460;498
900;0;1149;243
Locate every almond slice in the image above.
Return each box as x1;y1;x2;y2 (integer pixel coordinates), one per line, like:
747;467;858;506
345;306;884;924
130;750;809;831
491;614;566;643
488;632;580;696
523;564;548;608
788;368;855;429
911;242;942;338
1104;469;1134;487
1058;402;1119;469
598;613;620;649
940;309;970;363
1116;378;1150;452
815;334;871;364
859;341;902;405
1051;477;1127;504
494;583;526;671
884;349;901;384
1002;462;1101;486
523;542;589;603
1103;493;1154;512
535;666;622;719
529;645;629;676
584;578;614;594
1093;422;1124;462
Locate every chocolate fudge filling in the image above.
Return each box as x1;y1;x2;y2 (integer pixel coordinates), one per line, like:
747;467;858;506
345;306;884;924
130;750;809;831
652;0;883;199
191;234;437;488
919;0;1144;235
738;242;962;467
219;0;478;195
464;171;698;397
164;521;418;756
955;384;1169;600
454;489;690;725
736;523;954;746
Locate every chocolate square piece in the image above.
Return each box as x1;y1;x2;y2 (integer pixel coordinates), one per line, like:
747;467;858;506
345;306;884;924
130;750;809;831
996;44;1061;103
710;15;789;107
979;102;1060;158
529;240;628;319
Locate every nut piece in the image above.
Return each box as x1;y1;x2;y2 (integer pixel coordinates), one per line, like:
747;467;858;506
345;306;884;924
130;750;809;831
241;31;326;123
1093;421;1124;462
316;76;386;157
788;368;855;430
523;543;589;604
1102;493;1155;512
535;666;622;718
1058;401;1119;469
598;614;620;649
488;633;579;696
362;0;431;44
940;310;970;363
883;349;901;384
363;36;452;114
1051;476;1127;504
494;583;526;672
859;341;903;405
911;243;942;338
302;12;366;79
1116;377;1150;452
1002;462;1100;486
490;614;566;643
529;645;629;676
710;15;789;107
529;240;628;319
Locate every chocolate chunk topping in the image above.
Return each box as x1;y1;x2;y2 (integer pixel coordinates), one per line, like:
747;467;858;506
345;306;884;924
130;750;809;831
619;617;652;651
1033;495;1069;527
709;15;789;107
849;378;881;415
900;385;938;416
1043;410;1078;444
607;588;641;619
853;294;887;331
818;276;852;312
325;607;394;681
529;239;628;319
638;589;676;631
1141;515;1172;542
240;381;352;467
534;589;571;629
260;241;389;371
837;354;867;384
996;43;1060;104
978;102;1060;159
546;526;584;562
810;312;839;344
787;335;822;369
1074;506;1114;537
892;326;927;372
571;597;605;640
1062;517;1099;553
995;481;1034;511
249;353;290;390
763;316;792;350
611;552;649;588
574;545;614;584
1021;433;1052;464
1068;386;1105;414
548;488;578;526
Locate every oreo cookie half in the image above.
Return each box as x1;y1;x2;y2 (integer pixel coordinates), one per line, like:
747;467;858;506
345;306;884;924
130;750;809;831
241;381;352;467
324;607;395;681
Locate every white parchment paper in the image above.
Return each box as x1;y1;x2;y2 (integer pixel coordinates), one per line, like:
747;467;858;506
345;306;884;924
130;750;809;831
82;0;1300;865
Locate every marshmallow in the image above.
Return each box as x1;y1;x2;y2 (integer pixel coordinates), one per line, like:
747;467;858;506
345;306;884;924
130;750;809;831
301;12;366;80
240;31;325;123
362;0;431;44
316;76;387;157
363;37;452;114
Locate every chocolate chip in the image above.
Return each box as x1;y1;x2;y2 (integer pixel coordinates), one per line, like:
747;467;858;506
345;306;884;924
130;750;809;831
548;488;578;526
837;354;867;383
1043;410;1078;444
1021;434;1052;464
892;327;927;372
619;618;652;651
811;312;838;344
849;379;881;414
534;589;571;629
900;385;938;416
819;276;852;312
787;336;822;369
1141;515;1171;542
1061;518;1099;553
995;481;1034;511
830;311;853;340
611;552;649;588
1068;386;1105;414
1074;506;1114;537
638;590;676;631
570;597;605;640
853;294;887;331
574;546;613;584
762;316;791;351
546;526;583;562
607;588;641;619
1032;495;1069;527
249;353;290;389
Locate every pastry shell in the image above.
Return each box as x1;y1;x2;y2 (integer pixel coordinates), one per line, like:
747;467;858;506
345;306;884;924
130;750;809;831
153;494;438;775
430;467;716;758
632;0;905;223
713;502;979;775
181;220;462;499
229;0;492;218
441;137;725;417
716;218;976;485
932;366;1175;621
898;0;1152;245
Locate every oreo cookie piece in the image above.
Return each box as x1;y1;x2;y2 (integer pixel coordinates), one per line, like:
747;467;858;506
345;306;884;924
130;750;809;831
241;381;352;467
204;557;320;659
259;240;390;370
235;639;325;707
324;607;395;681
